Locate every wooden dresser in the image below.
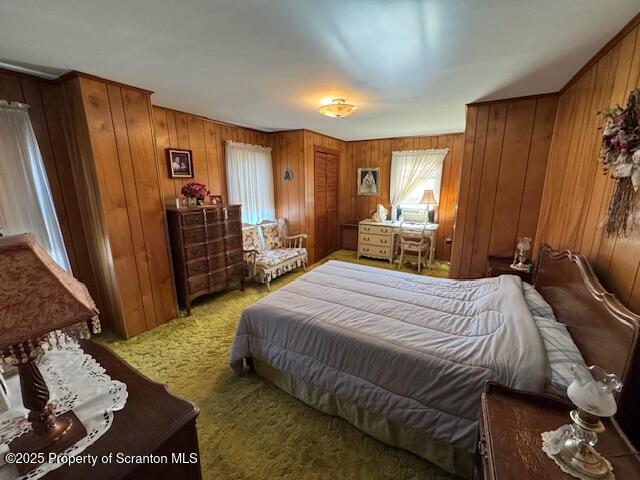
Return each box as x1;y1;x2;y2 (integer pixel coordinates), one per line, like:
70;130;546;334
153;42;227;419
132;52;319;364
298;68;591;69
167;205;244;315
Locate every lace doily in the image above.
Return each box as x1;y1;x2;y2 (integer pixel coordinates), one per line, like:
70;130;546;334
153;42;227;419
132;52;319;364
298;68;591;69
541;429;615;480
0;335;127;480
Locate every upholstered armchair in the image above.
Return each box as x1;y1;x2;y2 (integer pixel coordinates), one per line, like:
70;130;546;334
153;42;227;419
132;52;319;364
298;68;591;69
242;219;308;290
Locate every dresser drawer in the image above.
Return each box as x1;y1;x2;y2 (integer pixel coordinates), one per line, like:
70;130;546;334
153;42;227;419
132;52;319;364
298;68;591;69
224;221;242;237
207;223;225;238
204;208;224;223
209;253;226;271
225;235;242;250
186;259;208;277
210;267;227;292
207;239;225;255
226;263;243;279
225;206;241;221
359;245;391;258
184;243;207;260
359;233;392;247
226;249;243;266
188;274;209;295
360;224;392;235
181;212;204;227
183;226;205;245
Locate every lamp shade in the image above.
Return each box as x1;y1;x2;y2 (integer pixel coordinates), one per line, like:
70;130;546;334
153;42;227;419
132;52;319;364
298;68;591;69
419;190;437;205
0;233;99;351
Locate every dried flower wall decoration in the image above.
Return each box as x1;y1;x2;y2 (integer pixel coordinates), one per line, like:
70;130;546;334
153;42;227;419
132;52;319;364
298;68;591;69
600;89;640;237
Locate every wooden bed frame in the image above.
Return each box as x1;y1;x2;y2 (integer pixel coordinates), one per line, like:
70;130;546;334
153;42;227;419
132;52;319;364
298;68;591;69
535;244;640;446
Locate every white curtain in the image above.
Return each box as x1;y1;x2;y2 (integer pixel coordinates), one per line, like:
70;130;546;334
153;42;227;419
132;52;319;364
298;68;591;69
390;148;448;207
225;140;275;224
0;101;70;270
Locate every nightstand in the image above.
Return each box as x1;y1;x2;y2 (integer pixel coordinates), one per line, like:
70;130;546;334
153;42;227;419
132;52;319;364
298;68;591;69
486;256;533;284
476;382;640;479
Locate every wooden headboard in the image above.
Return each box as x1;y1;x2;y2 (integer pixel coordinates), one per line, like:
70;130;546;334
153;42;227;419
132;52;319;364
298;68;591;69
535;244;640;446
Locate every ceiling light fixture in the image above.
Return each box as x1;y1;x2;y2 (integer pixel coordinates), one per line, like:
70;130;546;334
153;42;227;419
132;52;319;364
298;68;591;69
318;98;356;118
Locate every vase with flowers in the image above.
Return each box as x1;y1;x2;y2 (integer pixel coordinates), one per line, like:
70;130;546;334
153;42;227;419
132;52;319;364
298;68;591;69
181;181;210;207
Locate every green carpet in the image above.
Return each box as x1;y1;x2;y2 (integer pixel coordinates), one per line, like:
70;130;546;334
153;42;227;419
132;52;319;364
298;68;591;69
98;250;454;480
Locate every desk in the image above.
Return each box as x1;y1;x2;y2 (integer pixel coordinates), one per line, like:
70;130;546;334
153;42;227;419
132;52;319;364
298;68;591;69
46;340;201;480
357;220;438;268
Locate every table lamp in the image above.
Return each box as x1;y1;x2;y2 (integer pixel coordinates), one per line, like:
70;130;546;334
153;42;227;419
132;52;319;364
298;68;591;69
510;236;531;271
419;190;437;223
542;364;622;479
0;233;100;474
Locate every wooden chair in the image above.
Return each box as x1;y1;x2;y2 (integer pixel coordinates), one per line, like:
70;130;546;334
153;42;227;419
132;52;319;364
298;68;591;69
397;223;431;273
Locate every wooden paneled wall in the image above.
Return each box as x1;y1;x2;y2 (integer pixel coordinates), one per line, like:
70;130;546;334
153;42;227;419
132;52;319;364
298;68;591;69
450;95;559;278
152;106;272;205
341;134;464;260
59;74;177;338
537;15;640;312
0;69;99;309
272;130;306;235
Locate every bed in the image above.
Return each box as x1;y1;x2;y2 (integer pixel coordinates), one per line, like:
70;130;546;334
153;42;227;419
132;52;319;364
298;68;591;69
229;245;640;478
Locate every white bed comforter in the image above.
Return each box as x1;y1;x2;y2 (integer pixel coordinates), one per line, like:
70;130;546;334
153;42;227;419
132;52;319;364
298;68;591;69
230;260;547;451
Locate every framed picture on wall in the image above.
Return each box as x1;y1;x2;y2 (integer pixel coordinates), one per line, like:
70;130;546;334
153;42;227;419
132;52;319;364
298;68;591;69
357;167;379;196
167;148;193;178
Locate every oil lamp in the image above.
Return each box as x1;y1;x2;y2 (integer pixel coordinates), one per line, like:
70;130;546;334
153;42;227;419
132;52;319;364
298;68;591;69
542;365;622;479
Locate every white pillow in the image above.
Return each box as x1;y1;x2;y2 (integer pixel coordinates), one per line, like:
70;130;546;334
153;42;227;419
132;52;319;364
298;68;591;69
534;315;587;397
522;282;556;320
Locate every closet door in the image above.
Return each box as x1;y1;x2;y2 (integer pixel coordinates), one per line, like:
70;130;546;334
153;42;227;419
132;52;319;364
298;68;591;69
314;152;327;260
314;150;339;261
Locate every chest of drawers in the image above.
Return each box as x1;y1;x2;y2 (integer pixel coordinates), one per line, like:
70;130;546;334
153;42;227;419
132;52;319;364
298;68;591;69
357;220;395;264
167;204;244;315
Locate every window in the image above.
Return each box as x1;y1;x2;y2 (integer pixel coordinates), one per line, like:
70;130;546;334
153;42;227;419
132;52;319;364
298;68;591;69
225;141;276;224
397;164;443;210
0;100;70;270
390;149;448;214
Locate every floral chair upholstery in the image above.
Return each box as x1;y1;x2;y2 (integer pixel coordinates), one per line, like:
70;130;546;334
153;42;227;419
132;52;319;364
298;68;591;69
242;219;308;290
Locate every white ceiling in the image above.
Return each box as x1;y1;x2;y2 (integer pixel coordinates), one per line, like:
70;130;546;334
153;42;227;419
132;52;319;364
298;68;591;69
0;0;638;140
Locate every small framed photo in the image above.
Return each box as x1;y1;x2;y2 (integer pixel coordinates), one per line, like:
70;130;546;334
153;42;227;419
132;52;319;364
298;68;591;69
208;195;223;205
357;167;379;196
167;149;193;178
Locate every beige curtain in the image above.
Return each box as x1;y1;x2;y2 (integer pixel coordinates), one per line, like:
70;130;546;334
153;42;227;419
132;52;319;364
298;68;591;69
390;149;448;208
